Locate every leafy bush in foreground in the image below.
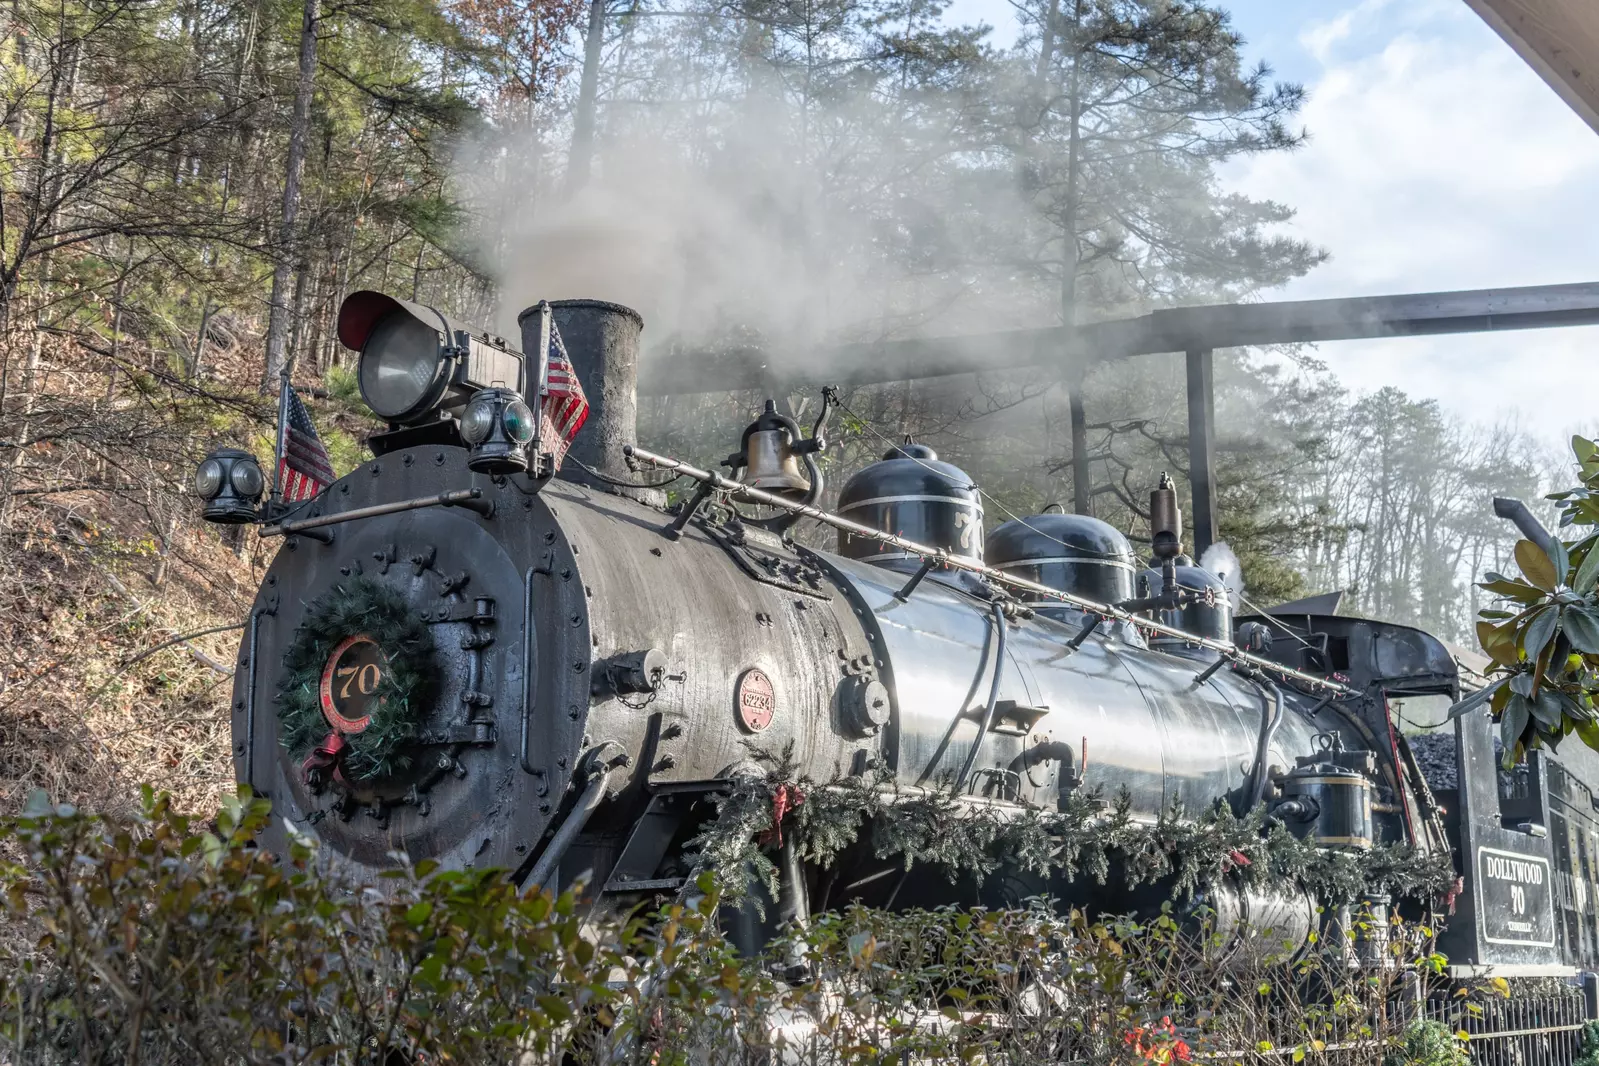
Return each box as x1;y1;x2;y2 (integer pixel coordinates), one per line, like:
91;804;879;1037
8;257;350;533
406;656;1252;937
1381;1019;1470;1066
0;787;1477;1064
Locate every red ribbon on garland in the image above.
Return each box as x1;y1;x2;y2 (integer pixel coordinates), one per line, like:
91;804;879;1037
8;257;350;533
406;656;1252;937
301;732;346;788
760;783;805;847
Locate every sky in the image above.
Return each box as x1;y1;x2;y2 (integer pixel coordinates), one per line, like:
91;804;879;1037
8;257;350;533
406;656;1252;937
942;0;1599;450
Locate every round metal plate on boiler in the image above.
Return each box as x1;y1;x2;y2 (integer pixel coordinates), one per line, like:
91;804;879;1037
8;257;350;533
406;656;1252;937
736;668;776;732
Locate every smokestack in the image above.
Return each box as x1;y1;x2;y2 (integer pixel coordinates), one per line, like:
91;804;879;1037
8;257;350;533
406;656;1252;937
518;298;658;504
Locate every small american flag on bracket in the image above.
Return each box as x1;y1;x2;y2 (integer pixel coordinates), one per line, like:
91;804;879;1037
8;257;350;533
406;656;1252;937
527;304;590;472
274;377;336;502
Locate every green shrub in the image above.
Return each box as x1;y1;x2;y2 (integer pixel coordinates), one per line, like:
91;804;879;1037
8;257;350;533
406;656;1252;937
1382;1019;1469;1066
1576;1019;1599;1066
0;787;628;1063
0;786;1458;1064
324;365;363;408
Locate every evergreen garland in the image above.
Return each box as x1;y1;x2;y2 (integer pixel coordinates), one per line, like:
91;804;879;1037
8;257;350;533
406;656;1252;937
276;577;436;780
1573;1020;1599;1066
690;743;1457;906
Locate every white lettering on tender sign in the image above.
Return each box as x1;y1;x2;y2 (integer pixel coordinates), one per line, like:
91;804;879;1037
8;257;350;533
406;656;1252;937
1482;852;1546;887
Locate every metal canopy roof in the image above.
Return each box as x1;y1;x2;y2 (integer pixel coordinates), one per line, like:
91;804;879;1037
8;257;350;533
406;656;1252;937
640;281;1599;395
1466;0;1599;135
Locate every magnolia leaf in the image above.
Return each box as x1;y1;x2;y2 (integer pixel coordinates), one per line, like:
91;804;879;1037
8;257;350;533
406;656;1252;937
1530;689;1565;729
1501;696;1530;755
1545;537;1572;589
1523;606;1560;661
1480;578;1546;605
1573;536;1599;594
1491;683;1513;715
1575;435;1599;476
1510;672;1535;698
1477;618;1513;648
1564;607;1599;655
1517;540;1560;593
1559;691;1596;723
1577;719;1599;755
1480;628;1522;669
1477;619;1520;666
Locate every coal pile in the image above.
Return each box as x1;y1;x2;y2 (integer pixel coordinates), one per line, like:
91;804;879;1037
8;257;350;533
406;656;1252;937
1408;733;1458;792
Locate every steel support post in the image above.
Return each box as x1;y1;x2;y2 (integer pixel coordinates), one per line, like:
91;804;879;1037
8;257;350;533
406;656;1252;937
1069;379;1090;515
1185;349;1217;561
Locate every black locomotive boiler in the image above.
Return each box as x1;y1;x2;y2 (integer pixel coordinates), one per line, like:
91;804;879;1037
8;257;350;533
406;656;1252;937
203;290;1599;1042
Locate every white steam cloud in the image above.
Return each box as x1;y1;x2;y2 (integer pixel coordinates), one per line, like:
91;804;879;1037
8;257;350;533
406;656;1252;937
1199;541;1245;612
460;46;1047;354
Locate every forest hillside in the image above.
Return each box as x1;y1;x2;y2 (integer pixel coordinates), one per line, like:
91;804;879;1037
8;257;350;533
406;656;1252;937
0;0;1572;810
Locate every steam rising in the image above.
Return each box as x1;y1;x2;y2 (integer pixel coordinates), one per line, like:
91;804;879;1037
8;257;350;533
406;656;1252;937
462;33;1048;351
1199;542;1246;612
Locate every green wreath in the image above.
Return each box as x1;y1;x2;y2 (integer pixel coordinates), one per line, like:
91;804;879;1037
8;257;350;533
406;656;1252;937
277;576;436;781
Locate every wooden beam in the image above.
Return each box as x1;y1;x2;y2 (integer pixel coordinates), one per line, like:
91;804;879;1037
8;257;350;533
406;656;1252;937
1465;0;1599;136
1186;350;1217;562
640;281;1599;395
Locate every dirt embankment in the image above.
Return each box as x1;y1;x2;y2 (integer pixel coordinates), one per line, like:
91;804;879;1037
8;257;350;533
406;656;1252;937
1;328;370;816
0;492;260;816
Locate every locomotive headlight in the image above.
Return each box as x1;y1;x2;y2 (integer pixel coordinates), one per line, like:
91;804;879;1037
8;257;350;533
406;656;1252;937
463;386;536;475
336;290;525;428
194;448;264;524
359;312;446;421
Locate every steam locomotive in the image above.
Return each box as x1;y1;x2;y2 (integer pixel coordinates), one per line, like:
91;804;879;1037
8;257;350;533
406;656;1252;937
195;290;1599;1011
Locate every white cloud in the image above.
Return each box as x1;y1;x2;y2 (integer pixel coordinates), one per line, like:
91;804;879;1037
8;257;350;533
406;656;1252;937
1300;0;1391;64
1226;0;1599;446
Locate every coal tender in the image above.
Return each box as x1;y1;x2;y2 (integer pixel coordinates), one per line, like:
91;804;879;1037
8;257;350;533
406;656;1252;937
199;289;1599;992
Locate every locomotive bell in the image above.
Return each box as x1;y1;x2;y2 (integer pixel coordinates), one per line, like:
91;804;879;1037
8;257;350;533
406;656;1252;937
744;421;811;494
724;392;835;533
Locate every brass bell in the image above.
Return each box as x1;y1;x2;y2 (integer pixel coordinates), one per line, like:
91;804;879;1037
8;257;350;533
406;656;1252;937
724;390;837;533
737;401;813;497
745;427;811;494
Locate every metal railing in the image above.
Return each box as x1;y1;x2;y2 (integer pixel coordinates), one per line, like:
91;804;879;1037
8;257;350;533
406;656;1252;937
1426;987;1590;1066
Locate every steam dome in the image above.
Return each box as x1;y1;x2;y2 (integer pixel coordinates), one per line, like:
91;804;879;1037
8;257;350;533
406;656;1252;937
836;443;982;572
985;513;1136;609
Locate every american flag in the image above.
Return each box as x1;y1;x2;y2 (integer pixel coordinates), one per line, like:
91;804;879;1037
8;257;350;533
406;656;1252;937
538;322;589;472
275;379;335;502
